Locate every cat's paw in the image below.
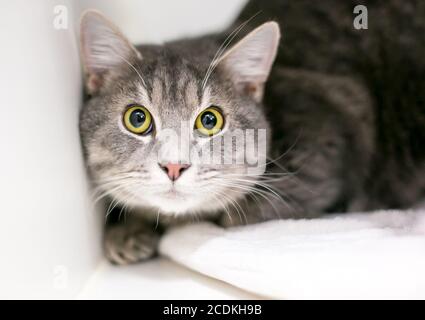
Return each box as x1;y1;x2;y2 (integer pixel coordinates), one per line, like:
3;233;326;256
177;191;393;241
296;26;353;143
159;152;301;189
104;225;159;265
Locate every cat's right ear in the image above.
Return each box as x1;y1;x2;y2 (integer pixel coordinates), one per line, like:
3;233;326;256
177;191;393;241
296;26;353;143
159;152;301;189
80;10;141;95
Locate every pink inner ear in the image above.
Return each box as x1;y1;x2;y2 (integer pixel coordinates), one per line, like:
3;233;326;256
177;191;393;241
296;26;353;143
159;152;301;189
236;81;264;102
244;83;258;95
87;73;103;94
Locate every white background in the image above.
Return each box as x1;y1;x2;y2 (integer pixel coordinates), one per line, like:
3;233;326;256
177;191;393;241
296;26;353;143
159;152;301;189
0;0;245;298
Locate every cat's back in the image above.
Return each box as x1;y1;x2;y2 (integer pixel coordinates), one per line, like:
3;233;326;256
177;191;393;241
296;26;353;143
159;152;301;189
235;0;425;74
235;0;425;209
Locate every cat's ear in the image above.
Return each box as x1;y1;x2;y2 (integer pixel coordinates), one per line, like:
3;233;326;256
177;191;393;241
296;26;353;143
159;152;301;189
80;10;141;94
219;22;280;102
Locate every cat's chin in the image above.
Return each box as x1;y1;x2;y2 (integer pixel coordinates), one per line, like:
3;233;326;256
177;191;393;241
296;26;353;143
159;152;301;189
153;191;212;215
131;188;223;216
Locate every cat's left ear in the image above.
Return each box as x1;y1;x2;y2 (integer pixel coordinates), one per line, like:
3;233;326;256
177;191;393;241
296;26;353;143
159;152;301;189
219;22;280;102
80;10;141;95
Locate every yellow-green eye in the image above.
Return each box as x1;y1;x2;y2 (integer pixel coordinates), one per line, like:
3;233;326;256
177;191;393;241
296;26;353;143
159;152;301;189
123;105;153;135
195;107;224;136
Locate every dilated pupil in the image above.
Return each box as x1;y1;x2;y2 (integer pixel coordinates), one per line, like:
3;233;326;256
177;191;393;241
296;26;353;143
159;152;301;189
201;112;217;130
130;109;145;127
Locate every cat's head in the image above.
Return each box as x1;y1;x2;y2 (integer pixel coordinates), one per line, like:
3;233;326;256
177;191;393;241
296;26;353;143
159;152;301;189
79;11;280;216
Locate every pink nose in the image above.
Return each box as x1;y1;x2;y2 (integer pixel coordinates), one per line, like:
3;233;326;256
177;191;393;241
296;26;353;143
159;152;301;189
159;163;190;181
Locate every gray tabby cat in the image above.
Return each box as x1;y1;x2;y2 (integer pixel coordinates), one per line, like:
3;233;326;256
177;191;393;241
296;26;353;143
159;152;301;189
79;0;425;264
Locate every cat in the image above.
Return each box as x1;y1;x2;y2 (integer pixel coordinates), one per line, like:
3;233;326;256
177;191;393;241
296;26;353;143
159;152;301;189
79;0;425;265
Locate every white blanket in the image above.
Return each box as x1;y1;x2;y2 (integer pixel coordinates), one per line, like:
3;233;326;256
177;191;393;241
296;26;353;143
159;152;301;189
159;209;425;299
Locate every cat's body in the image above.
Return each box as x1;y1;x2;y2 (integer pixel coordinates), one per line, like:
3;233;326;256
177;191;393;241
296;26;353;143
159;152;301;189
79;1;425;264
236;0;425;212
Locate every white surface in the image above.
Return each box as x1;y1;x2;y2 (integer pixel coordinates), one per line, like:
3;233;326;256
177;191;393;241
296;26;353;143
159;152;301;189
0;0;101;299
160;209;425;299
79;258;257;299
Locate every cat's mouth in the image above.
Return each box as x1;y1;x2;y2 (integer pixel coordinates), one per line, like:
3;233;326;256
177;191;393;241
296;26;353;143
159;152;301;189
140;183;217;214
161;187;184;199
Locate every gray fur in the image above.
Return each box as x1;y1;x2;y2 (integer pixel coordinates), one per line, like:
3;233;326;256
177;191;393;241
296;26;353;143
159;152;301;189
79;2;425;264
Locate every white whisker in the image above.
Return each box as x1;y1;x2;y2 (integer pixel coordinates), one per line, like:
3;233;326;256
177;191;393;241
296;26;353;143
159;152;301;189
201;11;261;90
115;53;147;87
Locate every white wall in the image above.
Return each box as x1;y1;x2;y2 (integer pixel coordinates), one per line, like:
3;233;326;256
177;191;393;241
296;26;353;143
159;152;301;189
77;0;246;44
0;0;246;299
0;0;101;299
